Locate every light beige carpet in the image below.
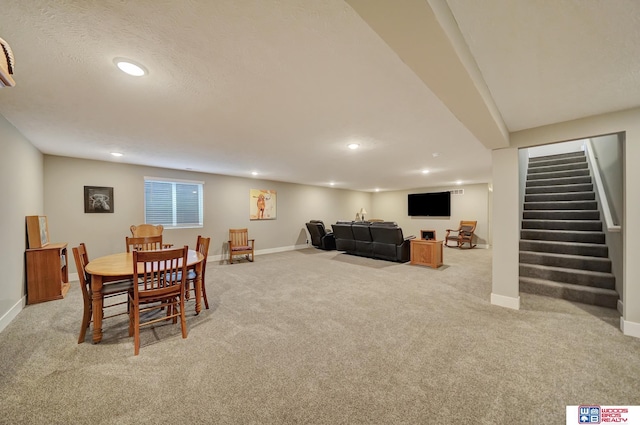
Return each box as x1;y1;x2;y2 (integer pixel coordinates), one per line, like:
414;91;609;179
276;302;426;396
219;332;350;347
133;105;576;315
0;247;638;424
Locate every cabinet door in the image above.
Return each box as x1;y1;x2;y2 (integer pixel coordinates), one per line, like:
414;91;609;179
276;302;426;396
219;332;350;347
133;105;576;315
26;245;69;304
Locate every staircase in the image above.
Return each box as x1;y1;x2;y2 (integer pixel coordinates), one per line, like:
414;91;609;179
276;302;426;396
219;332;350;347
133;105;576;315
519;151;618;308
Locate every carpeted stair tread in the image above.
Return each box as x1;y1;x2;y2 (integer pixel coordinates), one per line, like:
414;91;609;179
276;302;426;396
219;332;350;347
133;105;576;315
520;229;605;244
527;162;588;174
525;183;593;194
521;219;602;231
524;200;597;210
525;192;595;202
526;176;592;187
522;210;600;220
519;263;615;289
519;276;618;309
520;239;608;257
519;250;611;272
527;169;590;180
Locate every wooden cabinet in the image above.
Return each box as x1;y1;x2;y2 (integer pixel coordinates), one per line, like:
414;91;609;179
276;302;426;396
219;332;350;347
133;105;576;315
25;242;70;304
410;239;443;269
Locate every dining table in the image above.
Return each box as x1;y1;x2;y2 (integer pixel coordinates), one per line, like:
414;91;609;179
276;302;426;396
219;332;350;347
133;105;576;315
85;249;205;344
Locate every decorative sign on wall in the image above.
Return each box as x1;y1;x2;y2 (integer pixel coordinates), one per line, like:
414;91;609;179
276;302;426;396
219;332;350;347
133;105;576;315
84;186;114;213
250;189;276;220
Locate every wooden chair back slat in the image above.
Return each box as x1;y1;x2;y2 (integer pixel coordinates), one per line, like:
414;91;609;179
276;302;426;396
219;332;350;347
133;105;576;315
125;235;163;252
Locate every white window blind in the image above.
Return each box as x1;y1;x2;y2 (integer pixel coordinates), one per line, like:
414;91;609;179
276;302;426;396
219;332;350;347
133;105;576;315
144;177;204;229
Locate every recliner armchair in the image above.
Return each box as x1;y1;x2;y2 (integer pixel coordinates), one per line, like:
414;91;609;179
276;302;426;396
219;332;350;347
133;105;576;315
305;220;336;250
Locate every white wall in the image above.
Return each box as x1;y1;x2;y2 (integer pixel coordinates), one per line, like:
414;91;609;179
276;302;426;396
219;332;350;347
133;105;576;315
0;115;44;332
371;183;490;246
491;148;521;309
590;134;623;226
527;139;585;158
508;107;640;338
43;155;371;272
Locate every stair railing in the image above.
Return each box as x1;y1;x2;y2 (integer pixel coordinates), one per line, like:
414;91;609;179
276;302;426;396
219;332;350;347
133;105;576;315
585;139;621;232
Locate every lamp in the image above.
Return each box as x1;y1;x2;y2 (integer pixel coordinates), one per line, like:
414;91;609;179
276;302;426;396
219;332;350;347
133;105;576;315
360;208;367;221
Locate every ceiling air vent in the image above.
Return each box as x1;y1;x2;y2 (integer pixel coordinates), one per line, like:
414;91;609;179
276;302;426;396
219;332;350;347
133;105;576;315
450;189;464;195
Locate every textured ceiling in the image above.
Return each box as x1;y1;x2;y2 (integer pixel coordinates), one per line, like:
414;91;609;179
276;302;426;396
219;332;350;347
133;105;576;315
0;1;637;191
447;0;640;132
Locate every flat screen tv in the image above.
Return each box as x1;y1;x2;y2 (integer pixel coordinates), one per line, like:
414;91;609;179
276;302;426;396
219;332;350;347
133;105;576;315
408;191;451;217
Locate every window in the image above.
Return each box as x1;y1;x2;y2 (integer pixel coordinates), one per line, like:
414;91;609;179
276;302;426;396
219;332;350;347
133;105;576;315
144;177;204;229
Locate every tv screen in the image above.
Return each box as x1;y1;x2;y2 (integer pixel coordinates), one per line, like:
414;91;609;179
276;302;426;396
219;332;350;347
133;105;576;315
408;191;451;217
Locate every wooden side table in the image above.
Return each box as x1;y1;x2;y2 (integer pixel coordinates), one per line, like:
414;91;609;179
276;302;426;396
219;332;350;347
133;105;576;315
410;239;443;268
25;242;69;304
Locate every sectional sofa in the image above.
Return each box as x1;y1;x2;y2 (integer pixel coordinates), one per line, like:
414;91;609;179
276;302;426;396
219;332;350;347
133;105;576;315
332;221;414;262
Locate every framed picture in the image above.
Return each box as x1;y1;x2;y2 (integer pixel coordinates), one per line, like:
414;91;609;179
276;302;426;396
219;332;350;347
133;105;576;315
421;229;436;240
84;186;114;213
26;215;50;248
250;189;276;220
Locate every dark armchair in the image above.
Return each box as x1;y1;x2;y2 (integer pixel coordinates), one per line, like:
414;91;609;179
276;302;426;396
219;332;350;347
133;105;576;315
305;220;336;250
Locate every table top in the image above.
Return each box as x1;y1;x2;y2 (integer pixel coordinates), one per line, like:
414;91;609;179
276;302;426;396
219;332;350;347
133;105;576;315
86;249;204;277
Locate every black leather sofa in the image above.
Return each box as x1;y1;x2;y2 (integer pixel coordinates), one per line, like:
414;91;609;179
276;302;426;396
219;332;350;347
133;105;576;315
305;220;336;250
332;221;413;262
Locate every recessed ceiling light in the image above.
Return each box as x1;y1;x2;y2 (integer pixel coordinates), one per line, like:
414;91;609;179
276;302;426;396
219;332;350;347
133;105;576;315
432;152;440;158
347;143;360;150
375;188;380;192
421;169;430;174
456;180;462;185
251;171;258;176
329;182;335;186
114;58;147;77
110;152;123;157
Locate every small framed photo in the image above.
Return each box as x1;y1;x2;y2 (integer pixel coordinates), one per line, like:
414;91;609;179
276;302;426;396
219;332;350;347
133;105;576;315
84;186;114;213
421;229;436;240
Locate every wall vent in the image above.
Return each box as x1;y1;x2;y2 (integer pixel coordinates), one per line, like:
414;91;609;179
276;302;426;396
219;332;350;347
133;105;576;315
450;189;464;195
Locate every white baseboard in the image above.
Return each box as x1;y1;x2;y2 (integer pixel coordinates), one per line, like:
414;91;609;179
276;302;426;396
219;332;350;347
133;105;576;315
69;272;79;283
0;296;26;334
208;243;310;263
491;293;520;310
620;317;640;339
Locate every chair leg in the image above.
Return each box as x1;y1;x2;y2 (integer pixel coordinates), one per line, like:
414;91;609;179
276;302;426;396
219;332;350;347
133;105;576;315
179;297;188;339
78;301;92;344
133;305;140;356
202;280;209;310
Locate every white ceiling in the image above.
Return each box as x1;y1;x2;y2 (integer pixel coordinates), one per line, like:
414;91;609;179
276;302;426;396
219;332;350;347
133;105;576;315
0;0;638;192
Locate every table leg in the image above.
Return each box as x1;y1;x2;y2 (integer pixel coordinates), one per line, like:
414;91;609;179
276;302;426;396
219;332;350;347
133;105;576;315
91;274;104;343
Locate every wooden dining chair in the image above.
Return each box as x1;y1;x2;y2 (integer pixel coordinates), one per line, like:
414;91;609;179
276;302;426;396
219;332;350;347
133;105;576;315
128;246;189;355
125;235;163;252
185;235;211;311
228;228;254;264
130;224;173;248
72;243;134;344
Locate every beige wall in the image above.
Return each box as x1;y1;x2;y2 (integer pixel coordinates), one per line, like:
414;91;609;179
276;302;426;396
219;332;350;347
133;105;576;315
506;107;640;337
43;155;371;272
0;115;43;332
371;183;490;245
